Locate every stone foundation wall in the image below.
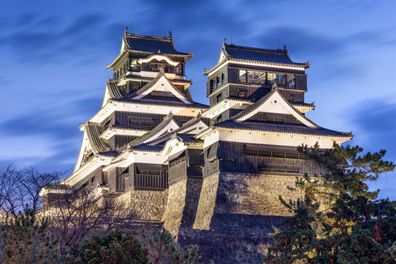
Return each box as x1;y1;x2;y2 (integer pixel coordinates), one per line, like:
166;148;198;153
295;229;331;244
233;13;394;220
116;189;168;221
162;179;187;236
181;177;203;228
193;173;219;230
216;172;303;216
180;172;302;263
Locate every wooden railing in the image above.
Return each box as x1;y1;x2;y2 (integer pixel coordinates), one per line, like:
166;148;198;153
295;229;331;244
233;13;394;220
134;171;168;190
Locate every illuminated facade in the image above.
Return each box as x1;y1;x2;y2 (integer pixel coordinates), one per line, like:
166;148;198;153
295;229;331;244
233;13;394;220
41;31;352;263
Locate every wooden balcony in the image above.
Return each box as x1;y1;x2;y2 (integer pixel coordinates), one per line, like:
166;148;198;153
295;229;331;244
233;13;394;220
134;171;168;190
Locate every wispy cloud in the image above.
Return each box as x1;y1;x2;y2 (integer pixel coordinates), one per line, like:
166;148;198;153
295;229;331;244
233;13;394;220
0;0;394;187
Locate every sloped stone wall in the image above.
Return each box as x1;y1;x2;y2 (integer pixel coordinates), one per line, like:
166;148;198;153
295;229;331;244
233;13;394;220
162;179;187;236
193;173;219;230
179;172;303;263
216;172;304;216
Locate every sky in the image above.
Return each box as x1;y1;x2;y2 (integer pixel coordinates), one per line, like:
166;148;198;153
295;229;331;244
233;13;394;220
0;0;395;198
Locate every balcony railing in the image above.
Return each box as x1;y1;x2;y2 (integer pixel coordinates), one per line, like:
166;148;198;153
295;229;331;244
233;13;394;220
141;64;182;75
134;171;168;190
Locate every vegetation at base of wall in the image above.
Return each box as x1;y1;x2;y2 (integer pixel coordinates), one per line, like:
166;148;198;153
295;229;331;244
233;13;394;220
267;144;396;264
0;166;198;264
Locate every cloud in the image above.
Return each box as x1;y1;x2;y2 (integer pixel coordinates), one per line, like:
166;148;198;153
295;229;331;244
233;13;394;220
0;13;125;63
0;134;56;162
349;97;396;160
0;75;9;85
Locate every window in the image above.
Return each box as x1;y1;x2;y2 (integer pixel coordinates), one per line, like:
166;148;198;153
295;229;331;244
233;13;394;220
237;88;248;97
216;92;222;103
276;74;287;85
216;75;222;88
128;116;154;126
221;73;225;83
210;79;214;91
287;74;296;88
267;72;276;81
247;71;266;84
239;70;247;83
103;120;111;130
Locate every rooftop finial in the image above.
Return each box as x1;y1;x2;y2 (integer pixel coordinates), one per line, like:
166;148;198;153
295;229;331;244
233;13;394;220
125;26;128;34
283;44;287;52
223;37;227;44
169;31;173;39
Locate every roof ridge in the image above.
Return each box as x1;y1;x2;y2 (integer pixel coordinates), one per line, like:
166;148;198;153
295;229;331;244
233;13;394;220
143;115;207;146
225;43;288;54
124;32;173;42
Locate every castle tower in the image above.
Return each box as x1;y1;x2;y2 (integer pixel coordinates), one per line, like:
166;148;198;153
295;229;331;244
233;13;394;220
40;32;209;223
41;33;352;263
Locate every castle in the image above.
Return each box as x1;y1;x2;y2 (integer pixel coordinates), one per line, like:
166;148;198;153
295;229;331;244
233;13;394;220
41;31;351;263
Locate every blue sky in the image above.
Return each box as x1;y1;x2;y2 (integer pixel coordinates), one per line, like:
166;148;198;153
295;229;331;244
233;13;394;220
0;0;395;198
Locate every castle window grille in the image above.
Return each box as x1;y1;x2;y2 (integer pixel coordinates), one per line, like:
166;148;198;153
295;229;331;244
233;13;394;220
128;116;154;126
134;170;168;190
116;173;126;192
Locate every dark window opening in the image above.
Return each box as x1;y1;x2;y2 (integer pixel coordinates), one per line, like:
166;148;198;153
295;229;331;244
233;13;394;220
128;116;154;126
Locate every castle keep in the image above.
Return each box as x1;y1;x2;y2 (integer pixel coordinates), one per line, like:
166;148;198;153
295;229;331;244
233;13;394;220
41;31;352;263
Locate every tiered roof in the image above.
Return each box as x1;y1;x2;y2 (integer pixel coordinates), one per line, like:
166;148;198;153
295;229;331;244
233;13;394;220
215;121;352;138
223;43;307;66
123;33;190;56
207;87;352;141
43;33;351;197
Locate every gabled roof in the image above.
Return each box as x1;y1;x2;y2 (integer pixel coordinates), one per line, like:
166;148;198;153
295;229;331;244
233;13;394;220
144;114;210;146
232;87;317;128
215;120;352;138
223;43;307;67
123;32;190;57
131;72;192;104
129;113;180;147
113;98;208;108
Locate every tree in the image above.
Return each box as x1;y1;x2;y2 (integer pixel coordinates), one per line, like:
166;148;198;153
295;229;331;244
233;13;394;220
0;165;62;223
0;208;63;264
78;230;149;264
140;227;198;264
267;144;396;264
47;188;136;255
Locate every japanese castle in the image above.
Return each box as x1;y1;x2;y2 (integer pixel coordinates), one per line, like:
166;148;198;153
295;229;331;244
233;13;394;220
41;30;352;262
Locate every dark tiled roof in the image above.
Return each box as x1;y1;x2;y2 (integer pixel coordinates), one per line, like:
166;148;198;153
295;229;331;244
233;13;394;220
85;123;112;153
113;97;208;109
110;124;150;132
133;144;164;152
291;102;315;109
215;120;352;138
176;133;203;144
107;80;126;99
129;113;179;147
124;33;190;56
45;184;72;191
143;114;209;145
224;43;306;66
